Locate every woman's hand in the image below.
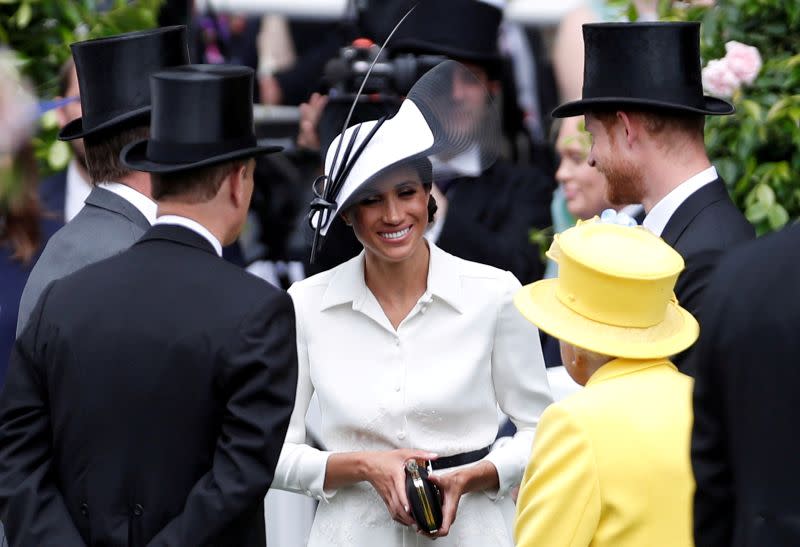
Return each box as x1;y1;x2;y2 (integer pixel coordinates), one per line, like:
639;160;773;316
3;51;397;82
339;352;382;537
426;460;499;537
362;449;438;527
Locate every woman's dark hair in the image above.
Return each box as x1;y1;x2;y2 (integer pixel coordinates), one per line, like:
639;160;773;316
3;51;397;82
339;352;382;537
1;144;43;264
425;183;438;223
414;157;437;223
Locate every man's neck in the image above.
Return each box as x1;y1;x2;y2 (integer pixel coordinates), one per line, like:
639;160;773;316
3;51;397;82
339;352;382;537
157;203;229;247
641;151;712;212
115;172;153;199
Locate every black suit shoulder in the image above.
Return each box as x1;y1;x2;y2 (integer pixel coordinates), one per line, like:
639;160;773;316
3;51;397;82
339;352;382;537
666;180;754;257
673;198;754;257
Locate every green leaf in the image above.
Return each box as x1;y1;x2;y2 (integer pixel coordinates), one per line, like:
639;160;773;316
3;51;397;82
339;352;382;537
740;99;763;121
15;2;31;29
767;203;790;229
47;139;71;170
39;109;58;130
745;201;769;223
756;183;776;206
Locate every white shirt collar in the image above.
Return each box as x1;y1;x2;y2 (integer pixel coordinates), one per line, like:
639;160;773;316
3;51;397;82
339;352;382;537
320;241;463;313
65;161;92;222
154;214;223;257
99;181;158;225
429;146;482;178
642;166;718;236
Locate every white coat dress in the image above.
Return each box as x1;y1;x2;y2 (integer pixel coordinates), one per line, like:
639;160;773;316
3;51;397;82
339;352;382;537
272;243;552;546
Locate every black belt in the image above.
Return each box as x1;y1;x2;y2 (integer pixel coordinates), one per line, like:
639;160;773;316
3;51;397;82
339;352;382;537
429;446;491;471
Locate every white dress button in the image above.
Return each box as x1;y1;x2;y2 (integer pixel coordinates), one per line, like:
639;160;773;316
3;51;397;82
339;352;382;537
395;385;401;392
397;431;406;440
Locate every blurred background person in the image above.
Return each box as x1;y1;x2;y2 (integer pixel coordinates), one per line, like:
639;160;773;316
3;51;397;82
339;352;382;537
514;218;699;547
540;115;642;369
39;57;91;223
0;51;61;387
307;0;556;285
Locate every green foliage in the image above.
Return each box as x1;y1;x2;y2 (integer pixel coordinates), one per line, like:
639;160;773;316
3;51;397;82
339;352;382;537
613;0;800;234
0;0;163;175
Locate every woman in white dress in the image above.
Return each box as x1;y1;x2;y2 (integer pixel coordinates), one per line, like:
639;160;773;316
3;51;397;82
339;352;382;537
271;62;552;546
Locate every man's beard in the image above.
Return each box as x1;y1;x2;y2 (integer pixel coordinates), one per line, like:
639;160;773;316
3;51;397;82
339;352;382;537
598;155;645;206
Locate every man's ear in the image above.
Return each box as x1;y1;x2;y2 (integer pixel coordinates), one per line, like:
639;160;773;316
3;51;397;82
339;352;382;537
616;111;638;148
228;162;247;207
339;212;352;226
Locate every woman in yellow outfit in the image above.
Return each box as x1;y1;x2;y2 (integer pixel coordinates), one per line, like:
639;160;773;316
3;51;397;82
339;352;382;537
513;215;699;547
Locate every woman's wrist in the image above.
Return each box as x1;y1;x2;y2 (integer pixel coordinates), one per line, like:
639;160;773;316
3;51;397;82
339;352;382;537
456;460;499;494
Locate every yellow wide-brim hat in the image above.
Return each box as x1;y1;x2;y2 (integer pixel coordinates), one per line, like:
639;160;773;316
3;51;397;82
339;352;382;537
514;219;699;359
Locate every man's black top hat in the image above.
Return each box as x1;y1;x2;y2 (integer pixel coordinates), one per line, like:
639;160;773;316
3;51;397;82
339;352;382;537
121;65;281;174
389;0;502;75
552;22;734;118
59;26;190;141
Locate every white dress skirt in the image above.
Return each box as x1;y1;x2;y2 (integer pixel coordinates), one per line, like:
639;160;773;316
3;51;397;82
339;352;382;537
272;244;553;546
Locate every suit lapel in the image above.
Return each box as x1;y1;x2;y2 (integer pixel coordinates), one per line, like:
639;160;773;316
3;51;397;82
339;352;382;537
137;224;218;256
84;186;151;231
659;178;731;246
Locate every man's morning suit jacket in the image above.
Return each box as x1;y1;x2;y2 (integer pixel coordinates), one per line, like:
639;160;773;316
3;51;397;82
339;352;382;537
690;225;800;547
0;224;299;546
437;159;554;284
16;185;150;335
659;178;754;370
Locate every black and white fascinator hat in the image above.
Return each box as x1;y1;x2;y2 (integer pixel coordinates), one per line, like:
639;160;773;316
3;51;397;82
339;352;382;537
308;59;500;262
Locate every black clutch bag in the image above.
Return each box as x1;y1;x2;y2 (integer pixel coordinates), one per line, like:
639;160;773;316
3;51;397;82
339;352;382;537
404;459;443;534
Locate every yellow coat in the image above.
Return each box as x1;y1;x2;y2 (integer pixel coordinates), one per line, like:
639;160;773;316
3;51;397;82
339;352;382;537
514;359;694;547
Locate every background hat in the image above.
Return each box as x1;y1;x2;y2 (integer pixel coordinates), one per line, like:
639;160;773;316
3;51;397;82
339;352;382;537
121;64;281;174
388;0;503;75
59;25;190;141
310;60;500;237
514;220;699;359
552;22;734;118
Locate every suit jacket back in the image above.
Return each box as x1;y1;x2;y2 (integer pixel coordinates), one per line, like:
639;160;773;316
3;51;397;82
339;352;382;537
691;225;800;547
16;186;151;335
0;225;298;547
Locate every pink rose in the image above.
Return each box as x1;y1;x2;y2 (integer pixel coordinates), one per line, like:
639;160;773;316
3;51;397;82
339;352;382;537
702;58;740;97
724;41;762;85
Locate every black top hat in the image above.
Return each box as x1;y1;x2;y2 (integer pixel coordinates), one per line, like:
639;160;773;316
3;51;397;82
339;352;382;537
389;0;502;73
552;22;734;118
59;26;190;141
120;65;281;174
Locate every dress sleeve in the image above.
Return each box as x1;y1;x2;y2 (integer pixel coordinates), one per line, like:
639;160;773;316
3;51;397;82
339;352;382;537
514;404;600;547
271;286;337;502
483;271;553;499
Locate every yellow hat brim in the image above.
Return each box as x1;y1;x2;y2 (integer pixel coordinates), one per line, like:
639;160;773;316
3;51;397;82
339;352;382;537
514;279;699;360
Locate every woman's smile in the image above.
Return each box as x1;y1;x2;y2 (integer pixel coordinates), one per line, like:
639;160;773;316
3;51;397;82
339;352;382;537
378;225;413;242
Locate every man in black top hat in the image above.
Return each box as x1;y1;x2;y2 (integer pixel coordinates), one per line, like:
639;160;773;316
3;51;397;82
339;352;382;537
308;0;554;284
388;0;554;285
0;65;297;546
552;22;754;370
16;26;190;334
